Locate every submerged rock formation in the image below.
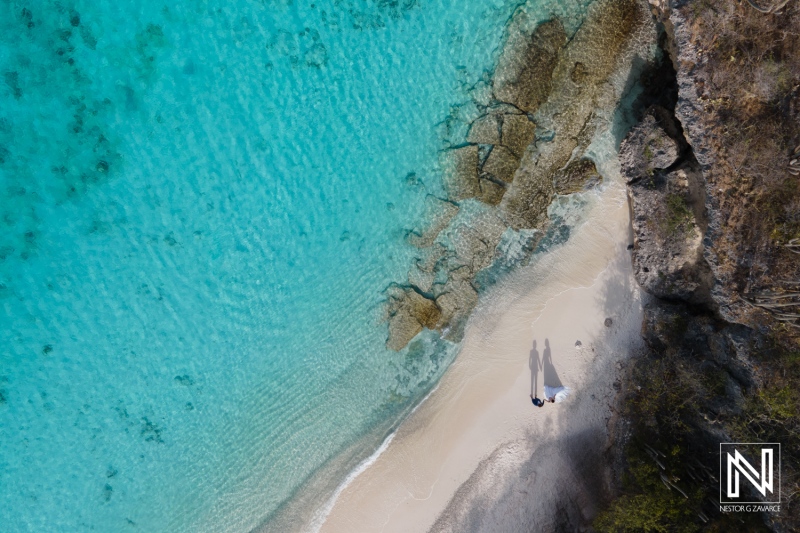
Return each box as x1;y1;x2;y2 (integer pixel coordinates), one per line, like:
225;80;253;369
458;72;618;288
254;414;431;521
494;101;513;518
553;159;602;195
493;19;566;113
442;146;480;201
385;285;442;352
500;0;653;230
405;196;460;249
385;0;658;350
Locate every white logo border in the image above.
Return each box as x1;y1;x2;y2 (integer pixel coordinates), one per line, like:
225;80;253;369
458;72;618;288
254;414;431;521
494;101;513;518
720;442;781;505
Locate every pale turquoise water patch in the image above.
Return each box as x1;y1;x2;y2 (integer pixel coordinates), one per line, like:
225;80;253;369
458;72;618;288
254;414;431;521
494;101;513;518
1;0;592;531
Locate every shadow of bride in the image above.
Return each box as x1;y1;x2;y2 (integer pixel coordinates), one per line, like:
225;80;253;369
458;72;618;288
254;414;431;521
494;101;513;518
542;338;563;388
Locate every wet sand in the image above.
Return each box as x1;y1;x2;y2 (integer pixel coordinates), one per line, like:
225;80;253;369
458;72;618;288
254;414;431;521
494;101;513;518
317;173;644;532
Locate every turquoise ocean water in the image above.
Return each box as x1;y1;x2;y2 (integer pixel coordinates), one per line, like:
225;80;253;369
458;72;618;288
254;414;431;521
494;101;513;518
0;1;593;531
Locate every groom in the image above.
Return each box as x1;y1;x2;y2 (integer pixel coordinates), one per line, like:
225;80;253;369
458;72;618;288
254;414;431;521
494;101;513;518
530;394;544;407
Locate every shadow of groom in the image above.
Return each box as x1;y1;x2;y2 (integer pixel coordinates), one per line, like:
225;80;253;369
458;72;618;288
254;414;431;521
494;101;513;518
529;340;541;396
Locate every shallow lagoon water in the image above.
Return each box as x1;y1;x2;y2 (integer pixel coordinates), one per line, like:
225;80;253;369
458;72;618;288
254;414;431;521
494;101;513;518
1;1;595;531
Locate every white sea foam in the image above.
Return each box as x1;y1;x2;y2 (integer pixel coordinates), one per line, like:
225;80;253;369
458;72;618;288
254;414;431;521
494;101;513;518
306;381;442;533
305;432;396;533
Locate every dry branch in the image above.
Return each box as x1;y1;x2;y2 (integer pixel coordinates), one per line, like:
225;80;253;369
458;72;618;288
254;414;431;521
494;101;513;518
745;291;800;301
746;0;792;13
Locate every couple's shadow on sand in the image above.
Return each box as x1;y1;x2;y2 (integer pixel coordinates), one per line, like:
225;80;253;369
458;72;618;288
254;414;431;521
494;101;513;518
529;339;562;397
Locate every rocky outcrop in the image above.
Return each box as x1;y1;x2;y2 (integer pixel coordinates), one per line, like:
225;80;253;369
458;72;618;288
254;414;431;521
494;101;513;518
647;0;744;323
622;105;712;305
501;114;536;158
620;107;682;173
466;113;501;145
386;0;657;350
447;104;535;208
482;145;519;184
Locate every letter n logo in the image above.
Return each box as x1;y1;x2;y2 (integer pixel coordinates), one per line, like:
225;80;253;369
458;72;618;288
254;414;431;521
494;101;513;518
720;443;781;504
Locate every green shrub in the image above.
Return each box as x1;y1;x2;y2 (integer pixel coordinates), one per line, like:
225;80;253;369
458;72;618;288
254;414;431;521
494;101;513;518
594;491;700;533
663;193;693;237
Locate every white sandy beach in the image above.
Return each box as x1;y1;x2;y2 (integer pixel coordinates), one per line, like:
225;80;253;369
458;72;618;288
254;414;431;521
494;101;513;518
316;169;645;532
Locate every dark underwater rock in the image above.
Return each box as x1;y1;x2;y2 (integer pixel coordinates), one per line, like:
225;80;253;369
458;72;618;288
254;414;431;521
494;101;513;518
482;145;519;184
553;159;602;195
477;176;507;206
466;114;502;145
386;286;442;351
500;113;536;158
493;19;567;113
442;145;479;201
405;196;459;248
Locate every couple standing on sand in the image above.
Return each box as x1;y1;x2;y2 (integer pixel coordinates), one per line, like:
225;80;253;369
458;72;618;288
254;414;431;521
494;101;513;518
530;386;571;407
528;338;571;408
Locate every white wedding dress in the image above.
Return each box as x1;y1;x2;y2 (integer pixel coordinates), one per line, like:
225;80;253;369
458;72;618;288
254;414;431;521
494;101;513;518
544;385;570;403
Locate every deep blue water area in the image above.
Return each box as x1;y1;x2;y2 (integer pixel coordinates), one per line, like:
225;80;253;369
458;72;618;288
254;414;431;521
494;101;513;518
0;1;590;531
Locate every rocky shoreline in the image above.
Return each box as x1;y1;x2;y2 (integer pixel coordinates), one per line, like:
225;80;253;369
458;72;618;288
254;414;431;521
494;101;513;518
385;0;657;351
